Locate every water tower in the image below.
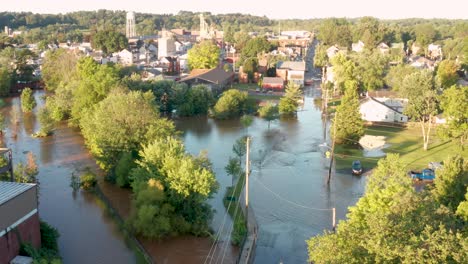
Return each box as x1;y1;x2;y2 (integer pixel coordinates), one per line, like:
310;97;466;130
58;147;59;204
126;11;136;38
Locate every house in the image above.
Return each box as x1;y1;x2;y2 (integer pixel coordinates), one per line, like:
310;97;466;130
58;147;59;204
159;56;180;74
377;42;390;54
326;45;340;59
352;40;365;52
116;49;134;65
409;56;436;70
360;97;408;123
428;43;443;60
262;77;285;91
178;68;234;94
0;181;41;264
276;61;306;86
158;37;176;58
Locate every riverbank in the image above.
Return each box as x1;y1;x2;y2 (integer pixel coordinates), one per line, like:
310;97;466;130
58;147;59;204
335;124;468;172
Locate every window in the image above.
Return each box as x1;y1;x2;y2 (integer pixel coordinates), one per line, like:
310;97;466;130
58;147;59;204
401;117;403;121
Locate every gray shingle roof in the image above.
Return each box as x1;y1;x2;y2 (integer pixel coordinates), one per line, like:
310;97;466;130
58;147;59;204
277;61;306;71
0;181;36;206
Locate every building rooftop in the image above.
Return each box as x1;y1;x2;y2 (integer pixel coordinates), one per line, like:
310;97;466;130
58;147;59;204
0;181;36;206
277;61;306;71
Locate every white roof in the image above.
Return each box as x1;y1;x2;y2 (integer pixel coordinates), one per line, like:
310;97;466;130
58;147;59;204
0;181;36;206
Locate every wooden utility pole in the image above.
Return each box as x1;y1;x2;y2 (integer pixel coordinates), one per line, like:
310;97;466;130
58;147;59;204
245;137;250;209
327;112;337;184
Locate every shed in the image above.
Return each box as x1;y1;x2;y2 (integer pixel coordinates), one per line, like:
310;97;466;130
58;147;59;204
262;77;285;91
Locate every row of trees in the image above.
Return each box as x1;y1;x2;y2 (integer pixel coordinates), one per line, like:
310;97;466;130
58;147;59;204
40;50;219;239
308;154;468;263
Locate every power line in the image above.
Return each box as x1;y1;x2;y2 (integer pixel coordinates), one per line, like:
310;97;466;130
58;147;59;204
251;176;333;211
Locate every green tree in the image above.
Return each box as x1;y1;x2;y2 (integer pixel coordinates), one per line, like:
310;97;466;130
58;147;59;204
414;23;437;52
385;64;418;91
0;66;11;97
240;114;253;134
330;53;357;93
115;152;136;187
225;156;242;186
456;189;468;221
400;70;437;150
70;57;120;123
258;101;279;129
332;80;364;145
438;85;468;147
41;49;78;91
175;85;214;116
313;44;328;81
317;18;352;47
279;81;302;116
187;40;220;70
352;50;389;91
91;30;128;54
80;90;175;171
129;137;218;238
36;107;55;137
242;57;258;82
432;155;468;211
353;16;386;48
212;89;248;119
240;37;271;63
20;87;36;112
436;60;460;89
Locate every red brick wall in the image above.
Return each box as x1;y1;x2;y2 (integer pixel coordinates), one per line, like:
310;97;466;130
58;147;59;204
0;213;41;264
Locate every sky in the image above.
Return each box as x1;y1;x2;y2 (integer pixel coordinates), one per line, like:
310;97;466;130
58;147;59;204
2;0;468;19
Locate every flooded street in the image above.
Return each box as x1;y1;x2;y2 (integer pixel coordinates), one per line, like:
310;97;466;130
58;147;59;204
176;85;367;264
1;94;137;264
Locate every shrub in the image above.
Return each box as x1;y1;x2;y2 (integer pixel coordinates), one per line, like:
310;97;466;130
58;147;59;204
21;87;37;112
80;171;97;190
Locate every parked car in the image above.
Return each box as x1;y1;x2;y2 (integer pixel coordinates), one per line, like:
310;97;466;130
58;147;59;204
352;160;363;175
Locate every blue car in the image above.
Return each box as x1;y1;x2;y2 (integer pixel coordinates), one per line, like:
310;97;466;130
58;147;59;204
410;169;435;181
352;160;363;175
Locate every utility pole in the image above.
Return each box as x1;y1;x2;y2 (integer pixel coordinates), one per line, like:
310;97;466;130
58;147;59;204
245;137;250;209
327;112;337;184
332;207;336;231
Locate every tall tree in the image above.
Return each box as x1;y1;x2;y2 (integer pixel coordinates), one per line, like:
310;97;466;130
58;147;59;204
432;155;468;211
436;60;460;89
0;66;11;97
212;89;248;119
279;81;303;116
20;87;36;112
313;43;328;82
240;36;271;64
41;49;78;91
352;50;389;91
258;101;279;129
317;18;352;47
332;80;364;145
80;90;175;171
385;64;418;91
91;30;128;54
439;85;468;147
187;40;220;70
414;23;437;54
400;70;437;150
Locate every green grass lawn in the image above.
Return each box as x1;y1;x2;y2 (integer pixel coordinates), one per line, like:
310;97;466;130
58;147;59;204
335;124;467;172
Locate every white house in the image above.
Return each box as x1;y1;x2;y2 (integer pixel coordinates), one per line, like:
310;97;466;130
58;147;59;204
428;43;443;60
117;49;134;65
276;61;306;86
352;40;365;52
377;42;390;54
158;37;176;58
360;97;408;123
326;45;339;59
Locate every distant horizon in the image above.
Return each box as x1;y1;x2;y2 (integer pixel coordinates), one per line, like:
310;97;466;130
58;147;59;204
2;0;467;20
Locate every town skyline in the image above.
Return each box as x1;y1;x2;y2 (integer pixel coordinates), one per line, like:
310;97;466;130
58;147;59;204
3;0;467;20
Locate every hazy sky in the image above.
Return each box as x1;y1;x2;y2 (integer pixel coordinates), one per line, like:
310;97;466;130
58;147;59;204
3;0;468;19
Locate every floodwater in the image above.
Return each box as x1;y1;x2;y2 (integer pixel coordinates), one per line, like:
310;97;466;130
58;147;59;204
176;84;367;264
1;93;137;264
